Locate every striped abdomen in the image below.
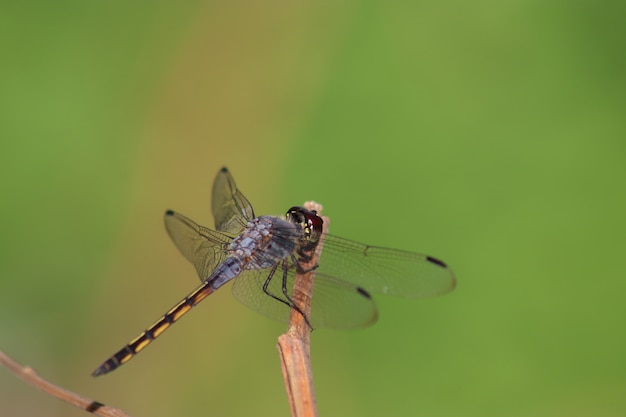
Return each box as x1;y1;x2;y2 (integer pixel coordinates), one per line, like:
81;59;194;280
91;282;214;376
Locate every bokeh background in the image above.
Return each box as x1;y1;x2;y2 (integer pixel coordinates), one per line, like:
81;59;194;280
2;2;625;416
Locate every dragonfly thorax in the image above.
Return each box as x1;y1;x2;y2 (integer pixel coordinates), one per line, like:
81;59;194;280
230;216;302;270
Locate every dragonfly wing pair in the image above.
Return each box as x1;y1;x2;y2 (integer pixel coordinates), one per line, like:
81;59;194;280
168;167;455;329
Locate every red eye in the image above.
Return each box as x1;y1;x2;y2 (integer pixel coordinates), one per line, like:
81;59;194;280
303;211;323;234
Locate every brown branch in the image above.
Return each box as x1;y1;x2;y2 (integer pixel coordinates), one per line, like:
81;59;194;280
277;201;328;417
0;350;132;417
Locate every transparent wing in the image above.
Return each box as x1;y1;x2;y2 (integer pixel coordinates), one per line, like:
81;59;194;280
231;265;378;330
164;210;232;281
211;167;255;234
317;235;456;298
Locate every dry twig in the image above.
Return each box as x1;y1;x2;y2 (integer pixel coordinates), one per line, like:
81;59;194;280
277;201;328;417
0;350;132;417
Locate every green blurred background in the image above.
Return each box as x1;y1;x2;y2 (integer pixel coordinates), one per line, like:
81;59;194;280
1;2;625;416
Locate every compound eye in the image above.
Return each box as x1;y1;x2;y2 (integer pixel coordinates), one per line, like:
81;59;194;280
286;206;306;222
286;206;323;234
302;211;324;233
303;212;323;234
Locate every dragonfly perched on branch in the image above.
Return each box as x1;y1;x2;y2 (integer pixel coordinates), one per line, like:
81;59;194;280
92;167;455;376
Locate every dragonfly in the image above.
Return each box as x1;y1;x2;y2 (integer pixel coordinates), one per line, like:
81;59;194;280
92;167;455;376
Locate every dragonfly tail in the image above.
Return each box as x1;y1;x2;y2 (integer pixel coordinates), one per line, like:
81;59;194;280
91;282;214;376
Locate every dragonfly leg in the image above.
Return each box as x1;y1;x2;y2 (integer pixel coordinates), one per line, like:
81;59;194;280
261;263;293;310
296;250;313;263
280;259;313;330
260;260;313;330
291;254;319;274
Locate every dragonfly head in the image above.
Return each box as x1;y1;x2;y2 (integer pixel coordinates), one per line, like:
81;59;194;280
286;206;323;251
